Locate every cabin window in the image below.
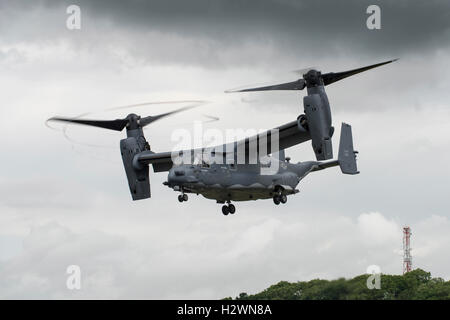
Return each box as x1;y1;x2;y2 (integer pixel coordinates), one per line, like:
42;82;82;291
201;161;210;168
260;159;272;168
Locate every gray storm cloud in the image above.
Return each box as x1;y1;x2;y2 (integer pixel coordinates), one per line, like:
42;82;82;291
56;0;450;57
1;0;450;299
3;0;450;66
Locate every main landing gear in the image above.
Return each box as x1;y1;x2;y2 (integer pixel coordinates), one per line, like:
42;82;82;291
178;193;188;202
222;202;236;216
273;194;287;205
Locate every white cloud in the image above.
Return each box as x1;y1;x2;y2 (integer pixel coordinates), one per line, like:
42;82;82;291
1;211;449;299
357;212;399;246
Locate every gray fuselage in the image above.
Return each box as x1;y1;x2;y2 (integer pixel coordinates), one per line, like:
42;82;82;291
165;159;318;203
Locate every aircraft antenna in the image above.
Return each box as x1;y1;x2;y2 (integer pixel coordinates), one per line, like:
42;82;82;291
403;226;412;274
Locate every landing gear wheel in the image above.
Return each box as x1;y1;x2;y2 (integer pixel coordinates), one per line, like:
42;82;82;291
273;196;280;205
222;205;230;215
280;194;287;204
228;204;236;214
178;195;184;202
183;194;188;201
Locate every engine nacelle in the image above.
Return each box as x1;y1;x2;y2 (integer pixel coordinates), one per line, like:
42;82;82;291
120;137;150;200
303;94;333;160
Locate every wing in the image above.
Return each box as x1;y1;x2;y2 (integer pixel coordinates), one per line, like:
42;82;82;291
137;119;311;172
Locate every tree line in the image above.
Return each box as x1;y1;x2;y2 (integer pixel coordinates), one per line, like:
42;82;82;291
224;269;450;300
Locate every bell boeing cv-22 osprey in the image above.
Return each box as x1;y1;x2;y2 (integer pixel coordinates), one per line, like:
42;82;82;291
49;60;396;215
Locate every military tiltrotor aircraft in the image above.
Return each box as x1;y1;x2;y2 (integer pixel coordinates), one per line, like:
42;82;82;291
48;60;395;215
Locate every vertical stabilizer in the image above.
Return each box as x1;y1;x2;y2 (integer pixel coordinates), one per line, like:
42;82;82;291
338;123;359;175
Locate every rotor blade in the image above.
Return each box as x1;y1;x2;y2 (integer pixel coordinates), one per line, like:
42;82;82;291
225;79;306;93
48;117;128;131
321;59;398;86
202;114;220;123
139;104;198;127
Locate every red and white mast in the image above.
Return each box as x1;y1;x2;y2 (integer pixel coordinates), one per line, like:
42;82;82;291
403;226;412;274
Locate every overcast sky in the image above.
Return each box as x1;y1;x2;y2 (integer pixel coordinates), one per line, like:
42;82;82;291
1;0;450;299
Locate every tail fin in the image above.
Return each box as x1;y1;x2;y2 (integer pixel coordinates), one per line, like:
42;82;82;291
338;123;359;175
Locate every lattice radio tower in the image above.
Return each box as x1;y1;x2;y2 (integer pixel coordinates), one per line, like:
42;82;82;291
403;226;412;274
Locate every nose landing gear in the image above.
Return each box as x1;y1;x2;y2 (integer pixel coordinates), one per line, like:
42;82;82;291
178;193;188;202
